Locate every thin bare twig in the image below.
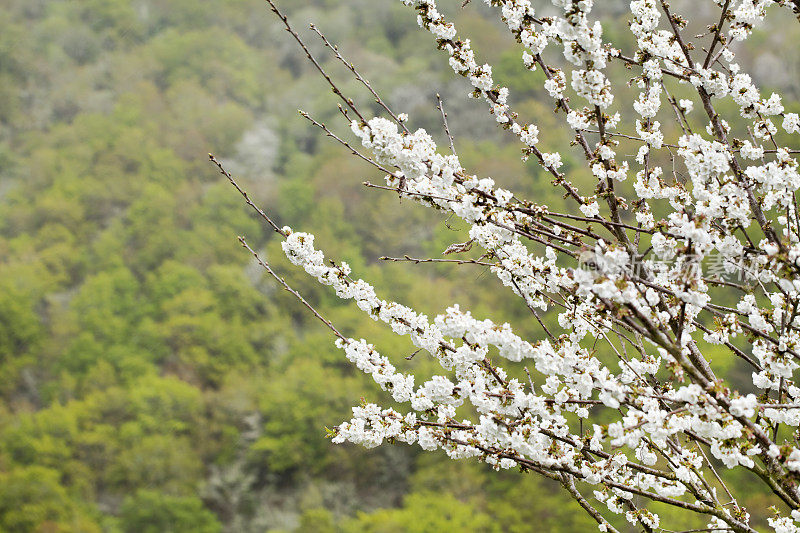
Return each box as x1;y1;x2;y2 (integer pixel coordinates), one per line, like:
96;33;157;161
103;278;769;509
209;154;285;236
299;110;399;177
309;22;409;134
265;0;367;125
239;236;347;341
381;255;495;267
436;93;457;157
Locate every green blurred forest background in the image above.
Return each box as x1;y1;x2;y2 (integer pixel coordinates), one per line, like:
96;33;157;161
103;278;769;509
1;1;799;531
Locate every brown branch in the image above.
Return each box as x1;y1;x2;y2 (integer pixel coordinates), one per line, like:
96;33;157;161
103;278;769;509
308;22;409;134
436;93;457;157
265;0;367;124
210;154;285;236
238;237;347;341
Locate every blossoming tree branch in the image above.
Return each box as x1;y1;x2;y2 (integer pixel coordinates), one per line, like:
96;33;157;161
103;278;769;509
211;1;800;531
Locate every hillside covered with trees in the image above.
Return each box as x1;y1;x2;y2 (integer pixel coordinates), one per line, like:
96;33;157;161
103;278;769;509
1;1;799;531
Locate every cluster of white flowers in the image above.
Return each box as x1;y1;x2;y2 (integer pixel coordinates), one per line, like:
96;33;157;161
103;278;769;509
336;338;415;403
785;113;800;134
729;0;777;41
768;514;800;533
253;0;800;531
280;108;787;531
405;0;588;195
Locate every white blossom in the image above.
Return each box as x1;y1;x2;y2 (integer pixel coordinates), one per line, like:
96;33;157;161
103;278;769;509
247;1;800;531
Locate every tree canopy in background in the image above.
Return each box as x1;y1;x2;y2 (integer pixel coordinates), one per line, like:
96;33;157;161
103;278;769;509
0;0;799;531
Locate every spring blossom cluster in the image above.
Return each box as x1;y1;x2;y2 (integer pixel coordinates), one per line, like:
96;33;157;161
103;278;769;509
243;1;800;531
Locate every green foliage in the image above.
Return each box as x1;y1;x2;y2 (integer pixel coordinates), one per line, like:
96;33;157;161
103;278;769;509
119;490;222;533
0;282;41;374
0;0;796;531
0;466;101;533
249;354;364;476
297;508;337;533
344;491;500;533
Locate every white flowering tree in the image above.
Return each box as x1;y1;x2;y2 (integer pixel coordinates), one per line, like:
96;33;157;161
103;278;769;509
211;0;800;531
